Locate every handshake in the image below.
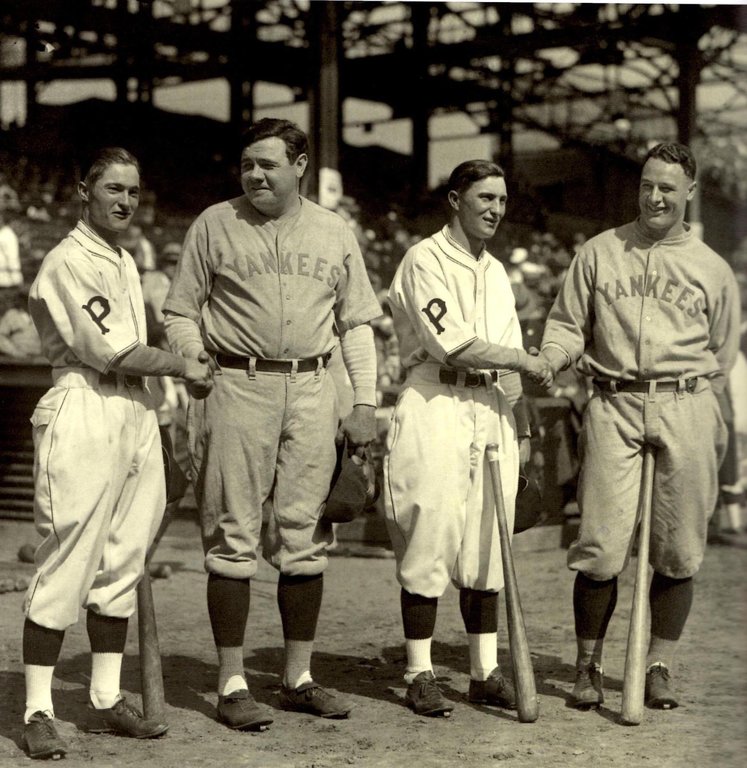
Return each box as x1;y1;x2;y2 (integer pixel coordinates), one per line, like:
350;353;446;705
523;347;555;388
182;350;216;399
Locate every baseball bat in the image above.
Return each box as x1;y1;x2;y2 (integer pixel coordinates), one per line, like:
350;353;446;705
621;444;656;726
136;501;176;721
486;444;539;723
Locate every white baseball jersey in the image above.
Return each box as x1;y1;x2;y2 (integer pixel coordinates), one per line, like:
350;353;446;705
29;221;147;371
24;221;165;630
389;226;524;370
384;226;522;597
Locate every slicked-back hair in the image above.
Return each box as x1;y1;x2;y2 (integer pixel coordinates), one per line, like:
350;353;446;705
447;159;505;196
82;147;140;188
644;142;696;181
240;118;308;163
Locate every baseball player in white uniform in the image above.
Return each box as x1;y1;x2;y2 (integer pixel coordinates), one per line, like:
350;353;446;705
539;142;740;710
22;147;210;760
163;118;381;730
384;160;552;717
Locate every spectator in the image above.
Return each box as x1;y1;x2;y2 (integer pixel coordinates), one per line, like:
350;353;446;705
0;284;42;358
0;187;22;289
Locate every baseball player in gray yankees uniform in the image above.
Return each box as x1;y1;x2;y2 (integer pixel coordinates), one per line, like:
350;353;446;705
163;118;381;730
21;147;211;759
539;142;740;710
384;160;552;717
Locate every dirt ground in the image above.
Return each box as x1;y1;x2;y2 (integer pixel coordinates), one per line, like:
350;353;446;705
1;513;745;768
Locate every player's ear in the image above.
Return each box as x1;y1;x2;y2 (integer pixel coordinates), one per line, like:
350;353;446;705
686;180;697;201
447;189;460;211
78;181;89;203
294;153;308;178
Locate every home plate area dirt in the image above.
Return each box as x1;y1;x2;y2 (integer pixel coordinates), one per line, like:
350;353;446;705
1;516;745;768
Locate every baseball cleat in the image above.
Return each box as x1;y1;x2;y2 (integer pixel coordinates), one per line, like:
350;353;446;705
645;663;679;709
278;681;352;718
24;711;67;760
570;662;604;709
217;689;273;731
86;696;168;738
405;671;454;717
468;668;517;709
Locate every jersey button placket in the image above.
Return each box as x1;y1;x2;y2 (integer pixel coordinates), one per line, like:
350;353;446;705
640;248;656;374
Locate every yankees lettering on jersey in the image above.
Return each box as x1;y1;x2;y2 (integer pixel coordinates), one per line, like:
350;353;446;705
164;195;381;360
220;249;341;288
542;220;739;383
596;271;703;318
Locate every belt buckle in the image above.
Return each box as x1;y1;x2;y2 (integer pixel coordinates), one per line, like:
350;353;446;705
123;375;139;388
686;377;697;393
465;373;481;388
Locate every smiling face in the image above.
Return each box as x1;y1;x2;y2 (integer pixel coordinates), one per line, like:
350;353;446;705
638;157;695;240
449;175;507;254
240;136;307;218
79;162;140;245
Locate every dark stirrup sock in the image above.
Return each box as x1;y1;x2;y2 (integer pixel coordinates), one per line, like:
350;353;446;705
277;573;323;641
401;588;438;640
86;610;128;653
207;573;251;647
649;572;694;641
23;618;65;666
459;588;498;634
573;573;618;640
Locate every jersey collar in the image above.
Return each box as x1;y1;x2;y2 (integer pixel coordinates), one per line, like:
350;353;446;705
632;218;692;247
70;220;123;265
439;225;490;271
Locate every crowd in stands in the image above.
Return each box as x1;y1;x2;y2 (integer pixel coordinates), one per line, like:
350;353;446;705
1;151;745;530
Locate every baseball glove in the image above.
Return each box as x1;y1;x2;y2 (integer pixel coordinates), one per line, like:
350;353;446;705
322;438;379;523
514;473;544;534
159;426;188;505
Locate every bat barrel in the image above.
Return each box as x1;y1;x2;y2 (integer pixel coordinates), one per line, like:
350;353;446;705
137;574;167;721
486;444;539;723
621;445;656;726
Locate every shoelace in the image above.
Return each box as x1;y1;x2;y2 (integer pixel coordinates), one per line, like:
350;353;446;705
112;698;142;719
649;664;670;682
29;715;60;742
418;677;443;701
302;684;330;701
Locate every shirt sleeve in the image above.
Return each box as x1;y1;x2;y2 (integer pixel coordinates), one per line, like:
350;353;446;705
707;264;741;393
162;216;213;323
396;251;480;362
37;256;140;372
333;225;382;332
541;250;595;366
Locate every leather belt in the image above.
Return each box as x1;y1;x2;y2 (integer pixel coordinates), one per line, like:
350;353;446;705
594;377;698;394
439;368;498;388
100;372;144;389
216;352;331;374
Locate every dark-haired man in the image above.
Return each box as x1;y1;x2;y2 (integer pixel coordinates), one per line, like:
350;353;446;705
22;147;211;759
383;159;552;717
539;142;740;710
163;118;381;729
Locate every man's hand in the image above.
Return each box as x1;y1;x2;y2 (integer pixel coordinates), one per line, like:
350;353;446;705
184;350;215;400
341;404;377;447
518;436;531;469
524;351;554;388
